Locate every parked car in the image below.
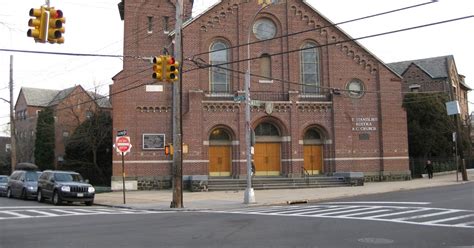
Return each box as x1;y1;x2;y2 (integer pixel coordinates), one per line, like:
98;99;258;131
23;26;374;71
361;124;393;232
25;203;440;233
37;170;95;206
6;170;41;199
0;175;8;196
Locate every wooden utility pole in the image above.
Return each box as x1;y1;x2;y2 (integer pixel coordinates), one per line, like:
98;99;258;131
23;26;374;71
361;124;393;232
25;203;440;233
171;0;183;208
9;55;17;172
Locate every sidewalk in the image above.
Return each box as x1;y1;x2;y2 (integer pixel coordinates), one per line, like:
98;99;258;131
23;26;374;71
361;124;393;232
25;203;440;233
94;170;473;211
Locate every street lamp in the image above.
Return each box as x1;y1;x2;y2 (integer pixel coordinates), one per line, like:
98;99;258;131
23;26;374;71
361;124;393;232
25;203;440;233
244;0;283;204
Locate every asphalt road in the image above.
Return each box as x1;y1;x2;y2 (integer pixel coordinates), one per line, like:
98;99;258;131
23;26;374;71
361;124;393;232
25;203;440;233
0;183;472;248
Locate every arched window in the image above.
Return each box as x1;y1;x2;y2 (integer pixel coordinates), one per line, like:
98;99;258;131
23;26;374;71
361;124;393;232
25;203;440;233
210;128;231;141
210;41;230;93
300;42;321;94
304;129;321;140
255;122;280;136
260;54;272;79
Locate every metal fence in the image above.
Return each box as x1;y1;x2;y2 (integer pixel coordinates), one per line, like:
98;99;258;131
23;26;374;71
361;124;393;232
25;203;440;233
409;157;473;178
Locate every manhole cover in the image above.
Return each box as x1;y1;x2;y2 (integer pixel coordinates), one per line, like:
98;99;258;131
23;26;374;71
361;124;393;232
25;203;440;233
358;238;394;244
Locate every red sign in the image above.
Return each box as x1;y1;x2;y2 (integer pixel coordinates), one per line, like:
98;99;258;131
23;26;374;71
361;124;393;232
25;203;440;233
116;136;131;153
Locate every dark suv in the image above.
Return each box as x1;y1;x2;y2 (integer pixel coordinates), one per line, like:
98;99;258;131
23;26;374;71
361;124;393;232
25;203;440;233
37;170;95;206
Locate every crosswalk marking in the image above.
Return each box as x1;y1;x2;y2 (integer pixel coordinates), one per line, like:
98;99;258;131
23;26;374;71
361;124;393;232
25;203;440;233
210;203;474;229
26;210;59;217
365;208;428;218
1;211;30;218
424;214;474;224
0;207;173;221
392;209;461;221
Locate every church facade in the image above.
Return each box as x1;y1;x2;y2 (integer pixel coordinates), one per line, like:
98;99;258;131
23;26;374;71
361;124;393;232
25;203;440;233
111;0;410;189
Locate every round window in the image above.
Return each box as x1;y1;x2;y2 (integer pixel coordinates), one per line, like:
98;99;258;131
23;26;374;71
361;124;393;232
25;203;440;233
346;79;365;97
253;18;276;40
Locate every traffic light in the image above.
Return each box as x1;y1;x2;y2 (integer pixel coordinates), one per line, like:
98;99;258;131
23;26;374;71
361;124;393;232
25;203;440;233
27;7;48;42
152;56;165;81
164;144;174;156
165;56;179;82
48;8;65;44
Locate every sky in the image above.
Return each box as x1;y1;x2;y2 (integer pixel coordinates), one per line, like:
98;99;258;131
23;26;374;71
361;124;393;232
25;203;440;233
0;0;473;136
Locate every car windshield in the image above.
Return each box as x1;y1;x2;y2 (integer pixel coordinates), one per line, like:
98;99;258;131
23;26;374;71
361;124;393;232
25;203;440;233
0;177;7;183
54;173;83;182
25;172;39;182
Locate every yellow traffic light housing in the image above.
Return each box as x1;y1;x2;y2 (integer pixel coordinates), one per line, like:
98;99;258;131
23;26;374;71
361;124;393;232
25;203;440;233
48;8;65;44
27;7;48;42
152;56;165;81
165;56;179;82
164;144;174;156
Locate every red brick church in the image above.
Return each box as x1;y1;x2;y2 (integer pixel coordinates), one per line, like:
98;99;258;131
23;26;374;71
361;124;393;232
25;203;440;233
111;0;409;189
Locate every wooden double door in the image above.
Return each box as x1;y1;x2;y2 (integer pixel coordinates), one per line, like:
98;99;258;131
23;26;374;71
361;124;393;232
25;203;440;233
303;145;323;175
209;146;231;177
254;143;281;176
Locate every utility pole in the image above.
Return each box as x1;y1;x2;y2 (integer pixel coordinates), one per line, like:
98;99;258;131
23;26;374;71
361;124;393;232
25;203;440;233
9;55;17;172
170;0;183;208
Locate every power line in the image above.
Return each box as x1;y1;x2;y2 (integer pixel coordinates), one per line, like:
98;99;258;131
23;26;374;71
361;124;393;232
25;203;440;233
187;0;437;59
185;15;474;73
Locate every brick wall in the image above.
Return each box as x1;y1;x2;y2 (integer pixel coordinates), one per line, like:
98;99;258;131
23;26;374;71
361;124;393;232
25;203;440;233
112;0;410;188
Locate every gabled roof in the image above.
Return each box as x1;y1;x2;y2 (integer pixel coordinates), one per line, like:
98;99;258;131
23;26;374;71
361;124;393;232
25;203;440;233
174;0;401;79
21;87;61;107
20;86;111;109
387;55;454;79
49;87;76;106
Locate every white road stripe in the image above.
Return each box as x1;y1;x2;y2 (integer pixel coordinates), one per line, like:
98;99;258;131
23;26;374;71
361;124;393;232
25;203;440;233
454;220;474;227
339;209;391;217
26;210;59;217
322;201;431;205
287;206;359;215
1;211;30;218
392;209;462;221
51;209;85;215
311;207;379;216
366;208;428;219
423;214;474;224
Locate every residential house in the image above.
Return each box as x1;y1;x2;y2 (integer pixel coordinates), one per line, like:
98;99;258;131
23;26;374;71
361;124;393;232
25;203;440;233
14;86;112;167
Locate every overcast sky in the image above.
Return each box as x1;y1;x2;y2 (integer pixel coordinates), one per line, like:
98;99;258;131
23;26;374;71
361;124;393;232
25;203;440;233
0;0;473;136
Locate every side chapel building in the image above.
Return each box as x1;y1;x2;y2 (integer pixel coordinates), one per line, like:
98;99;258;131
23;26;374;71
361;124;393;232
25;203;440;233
111;0;410;189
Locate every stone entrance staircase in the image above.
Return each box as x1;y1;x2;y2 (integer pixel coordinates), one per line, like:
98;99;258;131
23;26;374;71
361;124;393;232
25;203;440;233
206;176;350;191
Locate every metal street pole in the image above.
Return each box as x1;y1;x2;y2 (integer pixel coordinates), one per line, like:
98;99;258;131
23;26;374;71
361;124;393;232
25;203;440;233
171;0;184;208
243;1;283;204
9;55;17;173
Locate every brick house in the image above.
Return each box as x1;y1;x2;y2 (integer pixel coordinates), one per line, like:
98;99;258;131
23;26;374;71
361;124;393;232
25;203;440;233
111;0;410;189
14;86;112;167
387;55;471;123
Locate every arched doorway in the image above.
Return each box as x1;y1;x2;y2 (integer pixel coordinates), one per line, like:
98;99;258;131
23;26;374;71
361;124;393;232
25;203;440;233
303;128;324;175
254;122;281;176
209;128;232;177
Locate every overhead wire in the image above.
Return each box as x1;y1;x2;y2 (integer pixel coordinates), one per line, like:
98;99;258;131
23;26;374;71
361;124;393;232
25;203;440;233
187;0;438;59
2;3;470;114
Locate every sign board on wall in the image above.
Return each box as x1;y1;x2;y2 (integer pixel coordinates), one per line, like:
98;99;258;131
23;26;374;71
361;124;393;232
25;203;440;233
352;117;378;132
446;101;460;116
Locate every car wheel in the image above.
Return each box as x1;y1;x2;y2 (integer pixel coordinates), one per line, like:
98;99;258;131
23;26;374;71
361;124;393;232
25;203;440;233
85;200;94;206
52;191;62;206
6;188;12;198
37;189;44;203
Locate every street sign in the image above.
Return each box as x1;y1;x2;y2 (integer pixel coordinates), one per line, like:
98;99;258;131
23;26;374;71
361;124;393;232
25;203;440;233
250;100;263;107
117;130;127;137
115;136;131;153
446;101;460;115
234;95;246;102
